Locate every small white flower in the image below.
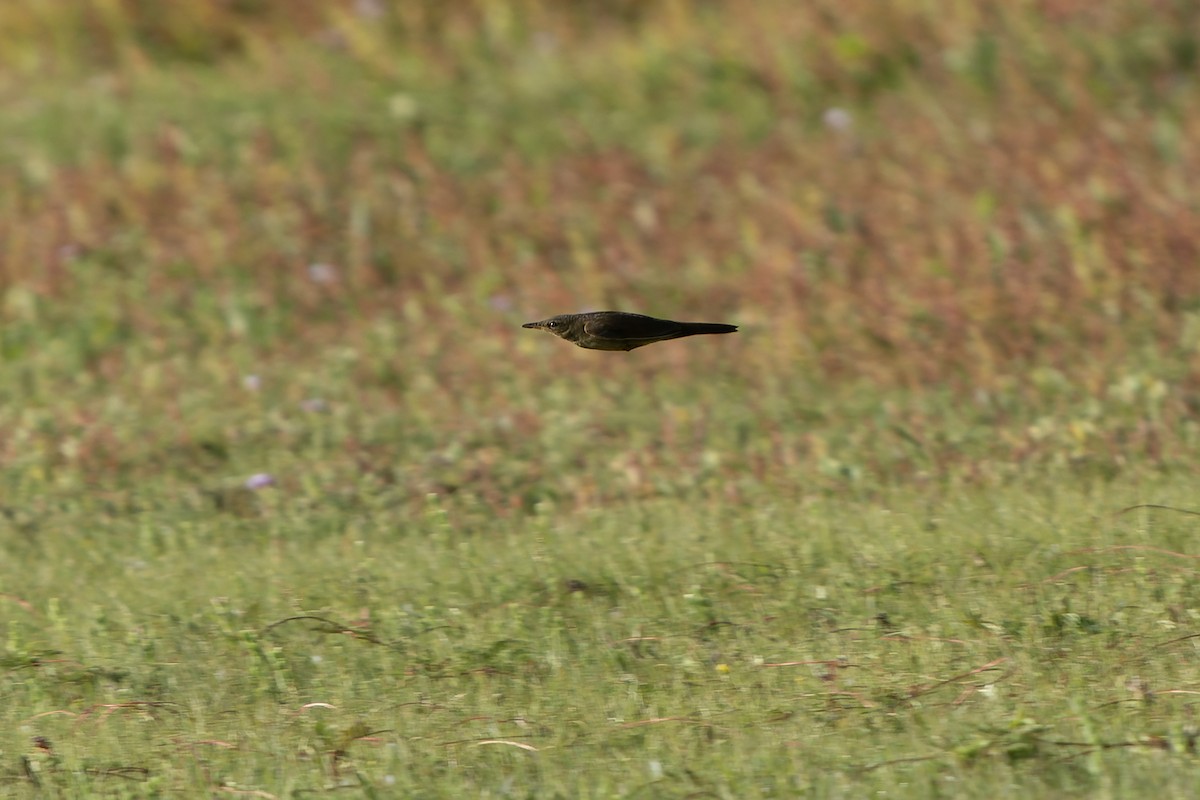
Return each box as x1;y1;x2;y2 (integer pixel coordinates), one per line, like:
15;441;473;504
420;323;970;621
307;263;339;284
354;0;384;20
823;107;853;132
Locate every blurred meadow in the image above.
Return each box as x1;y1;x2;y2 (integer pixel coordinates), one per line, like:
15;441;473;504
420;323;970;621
3;0;1200;796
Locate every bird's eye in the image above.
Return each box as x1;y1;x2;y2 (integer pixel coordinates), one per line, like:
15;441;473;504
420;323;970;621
547;321;558;329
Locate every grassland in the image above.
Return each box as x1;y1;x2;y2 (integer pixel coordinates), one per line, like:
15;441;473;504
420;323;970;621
2;1;1200;796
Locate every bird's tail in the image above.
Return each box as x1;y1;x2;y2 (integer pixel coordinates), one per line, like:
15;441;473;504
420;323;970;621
678;322;738;336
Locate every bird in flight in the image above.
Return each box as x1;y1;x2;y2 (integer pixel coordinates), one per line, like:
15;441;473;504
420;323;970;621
522;311;737;351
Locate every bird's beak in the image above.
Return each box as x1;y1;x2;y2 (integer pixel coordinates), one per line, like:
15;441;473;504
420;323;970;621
522;321;543;329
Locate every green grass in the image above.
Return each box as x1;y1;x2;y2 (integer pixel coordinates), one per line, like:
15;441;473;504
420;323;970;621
8;482;1200;796
3;0;1200;796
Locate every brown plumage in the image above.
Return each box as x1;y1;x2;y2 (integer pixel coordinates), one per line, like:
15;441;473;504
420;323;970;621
522;311;737;351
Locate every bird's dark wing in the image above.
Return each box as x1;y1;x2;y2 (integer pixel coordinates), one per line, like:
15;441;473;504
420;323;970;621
583;314;682;342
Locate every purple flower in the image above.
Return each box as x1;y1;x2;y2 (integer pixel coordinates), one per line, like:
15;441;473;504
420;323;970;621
244;473;276;490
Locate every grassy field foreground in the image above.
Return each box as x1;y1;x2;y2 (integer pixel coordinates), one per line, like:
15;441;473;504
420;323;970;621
3;0;1200;796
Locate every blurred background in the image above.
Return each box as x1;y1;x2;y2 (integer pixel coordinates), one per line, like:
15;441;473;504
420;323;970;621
6;3;1200;794
1;0;1198;511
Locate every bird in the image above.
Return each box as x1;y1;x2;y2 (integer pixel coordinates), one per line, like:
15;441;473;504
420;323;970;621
522;311;737;351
